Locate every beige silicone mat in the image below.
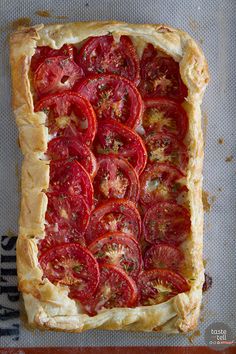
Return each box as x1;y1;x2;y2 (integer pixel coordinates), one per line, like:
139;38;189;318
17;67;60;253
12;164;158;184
0;0;235;347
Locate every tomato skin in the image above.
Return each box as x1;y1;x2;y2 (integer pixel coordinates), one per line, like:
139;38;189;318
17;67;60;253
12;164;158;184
145;132;189;172
49;160;94;209
74;74;143;128
82;264;138;315
143;201;191;245
31;44;77;72
138;269;190;305
142;98;188;140
86;199;141;244
33;56;84;98
139;43;187;102
93;156;140;206
39;243;100;302
144;244;184;271
34;91;97;147
139;162;186;206
38;192;90;254
94;119;147;175
77;35;140;84
47;137;97;178
89;232;142;277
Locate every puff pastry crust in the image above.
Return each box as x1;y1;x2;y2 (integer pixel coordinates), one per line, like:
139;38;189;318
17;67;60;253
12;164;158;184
10;21;209;333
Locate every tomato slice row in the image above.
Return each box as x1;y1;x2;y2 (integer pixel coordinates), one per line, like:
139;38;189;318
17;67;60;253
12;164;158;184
34;38;191;315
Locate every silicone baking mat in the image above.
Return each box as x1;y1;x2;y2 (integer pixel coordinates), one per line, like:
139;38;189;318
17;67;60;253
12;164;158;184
0;0;235;348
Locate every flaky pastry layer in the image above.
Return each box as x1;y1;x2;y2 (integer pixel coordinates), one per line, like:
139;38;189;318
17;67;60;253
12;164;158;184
10;21;209;333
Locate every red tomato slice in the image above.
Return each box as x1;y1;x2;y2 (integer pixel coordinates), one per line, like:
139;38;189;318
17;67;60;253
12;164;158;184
139;44;187;102
74;74;143;128
33;56;84;97
31;44;76;72
77;35;140;84
142;98;188;140
89;232;142;278
138;269;190;305
82;264;138;315
86;199;141;244
39;243;99;302
140;162;186;205
145;132;188;172
47;137;97;178
38;192;89;254
144;244;184;271
94;119;147;175
93;156;140;206
49;160;93;209
143;201;190;245
34;91;97;146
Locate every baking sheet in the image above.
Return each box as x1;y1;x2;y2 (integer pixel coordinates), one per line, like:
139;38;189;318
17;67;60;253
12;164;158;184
0;0;235;348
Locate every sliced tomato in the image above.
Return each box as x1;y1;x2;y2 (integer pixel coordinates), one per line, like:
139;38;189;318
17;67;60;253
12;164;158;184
49;160;93;209
144;244;184;271
74;74;143;128
83;264;138;315
77;35;140;84
138;269;190;305
86;199;141;244
89;232;142;277
38;233;86;256
142;98;188;140
31;44;77;72
47;137;97;177
39;243;99;301
94;119;147;174
34;92;97;146
143;201;190;245
140;162;186;205
33;56;84;97
93;156;140;206
145;132;188;172
139;44;187;102
38;192;89;254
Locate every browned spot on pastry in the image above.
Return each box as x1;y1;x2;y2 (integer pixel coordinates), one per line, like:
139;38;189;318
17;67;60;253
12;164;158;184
157;25;173;33
35;10;51;17
225;155;233;162
189;18;200;32
55;15;68;19
187;329;201;343
11;18;32;30
202;190;216;212
218;138;224;144
203;273;213;292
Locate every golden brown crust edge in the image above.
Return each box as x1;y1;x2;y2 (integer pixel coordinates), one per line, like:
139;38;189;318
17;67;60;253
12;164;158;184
10;21;209;333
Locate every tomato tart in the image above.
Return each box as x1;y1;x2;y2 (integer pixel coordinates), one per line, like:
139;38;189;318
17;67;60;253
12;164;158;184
10;21;209;333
